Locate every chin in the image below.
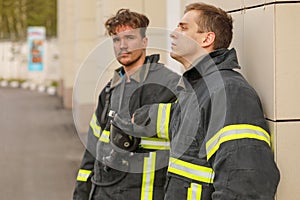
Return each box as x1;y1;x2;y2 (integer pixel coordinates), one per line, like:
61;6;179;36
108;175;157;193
118;58;130;65
170;52;180;60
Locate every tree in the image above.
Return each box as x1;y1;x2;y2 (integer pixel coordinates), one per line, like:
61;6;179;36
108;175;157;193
0;0;57;41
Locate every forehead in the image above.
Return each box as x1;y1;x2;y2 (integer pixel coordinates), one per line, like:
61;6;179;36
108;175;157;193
180;10;199;26
114;25;139;35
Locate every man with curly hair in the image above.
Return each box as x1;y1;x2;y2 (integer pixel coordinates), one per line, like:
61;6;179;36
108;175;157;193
73;9;179;200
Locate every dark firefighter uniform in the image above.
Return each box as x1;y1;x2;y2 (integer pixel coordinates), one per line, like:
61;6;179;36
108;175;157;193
73;54;180;200
128;49;280;199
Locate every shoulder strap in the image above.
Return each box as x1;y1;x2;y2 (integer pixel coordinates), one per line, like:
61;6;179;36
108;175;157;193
100;80;112;125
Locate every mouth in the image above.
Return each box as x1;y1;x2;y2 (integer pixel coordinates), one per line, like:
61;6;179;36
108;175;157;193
118;51;131;57
171;43;177;51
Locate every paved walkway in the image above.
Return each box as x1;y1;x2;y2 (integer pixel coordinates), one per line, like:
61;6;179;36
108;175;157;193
0;87;85;200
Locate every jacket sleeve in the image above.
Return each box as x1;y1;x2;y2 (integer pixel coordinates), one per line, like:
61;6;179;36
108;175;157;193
113;69;180;139
206;85;280;199
113;99;178;140
135;102;175;139
73;88;107;200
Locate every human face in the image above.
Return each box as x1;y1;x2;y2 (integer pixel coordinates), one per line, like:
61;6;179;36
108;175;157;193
112;25;148;69
170;10;206;68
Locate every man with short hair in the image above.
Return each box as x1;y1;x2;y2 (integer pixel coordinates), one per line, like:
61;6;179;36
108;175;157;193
73;9;179;200
125;2;280;199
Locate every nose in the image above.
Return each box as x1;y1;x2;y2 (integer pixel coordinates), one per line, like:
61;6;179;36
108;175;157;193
170;28;179;39
120;38;128;49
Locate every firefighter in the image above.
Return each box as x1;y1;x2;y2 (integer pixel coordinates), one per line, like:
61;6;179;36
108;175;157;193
73;9;179;200
115;3;280;200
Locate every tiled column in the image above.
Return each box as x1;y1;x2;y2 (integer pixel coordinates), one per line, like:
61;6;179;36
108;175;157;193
238;2;300;199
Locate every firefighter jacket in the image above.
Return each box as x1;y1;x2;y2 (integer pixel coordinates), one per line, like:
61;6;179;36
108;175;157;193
129;49;280;200
73;54;180;200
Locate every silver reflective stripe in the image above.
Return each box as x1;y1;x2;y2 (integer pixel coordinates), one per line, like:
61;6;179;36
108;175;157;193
141;152;156;200
140;138;170;150
206;124;271;160
187;183;202;200
168;157;214;184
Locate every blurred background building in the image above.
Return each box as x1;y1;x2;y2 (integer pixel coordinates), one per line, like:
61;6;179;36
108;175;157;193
1;0;300;199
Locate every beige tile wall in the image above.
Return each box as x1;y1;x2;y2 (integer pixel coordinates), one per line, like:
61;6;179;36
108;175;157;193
268;121;300;199
243;5;276;120
275;4;300;120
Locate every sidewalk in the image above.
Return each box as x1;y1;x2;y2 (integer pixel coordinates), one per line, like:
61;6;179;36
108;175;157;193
0;87;85;200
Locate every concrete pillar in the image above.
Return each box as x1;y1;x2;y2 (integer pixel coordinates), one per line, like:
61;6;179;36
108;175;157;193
72;0;98;132
57;0;75;108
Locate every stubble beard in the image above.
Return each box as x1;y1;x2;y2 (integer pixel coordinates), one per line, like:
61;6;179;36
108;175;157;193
118;51;144;68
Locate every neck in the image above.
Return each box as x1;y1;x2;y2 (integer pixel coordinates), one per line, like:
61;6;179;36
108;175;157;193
123;57;146;81
183;48;213;69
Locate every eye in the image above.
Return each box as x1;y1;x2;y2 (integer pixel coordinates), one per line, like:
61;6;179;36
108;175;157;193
177;24;188;31
181;25;187;30
126;35;135;40
112;37;120;43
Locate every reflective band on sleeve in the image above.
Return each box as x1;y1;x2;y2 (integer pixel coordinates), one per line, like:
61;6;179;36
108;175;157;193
156;103;171;140
90;113;101;138
76;169;92;182
140;137;170;150
187;183;202;200
99;129;170;150
141;152;156;200
206;124;271;160
99;130;110;143
168;157;214;184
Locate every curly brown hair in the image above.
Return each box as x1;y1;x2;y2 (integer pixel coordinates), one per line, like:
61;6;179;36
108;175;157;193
105;9;149;37
185;3;233;49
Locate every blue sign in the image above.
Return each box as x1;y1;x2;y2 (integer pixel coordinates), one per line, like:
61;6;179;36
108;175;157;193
27;27;45;71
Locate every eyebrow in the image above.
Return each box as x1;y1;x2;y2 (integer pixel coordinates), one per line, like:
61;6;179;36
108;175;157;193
178;22;189;28
113;33;137;37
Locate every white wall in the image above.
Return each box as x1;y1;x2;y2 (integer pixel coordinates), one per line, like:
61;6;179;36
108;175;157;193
0;39;59;84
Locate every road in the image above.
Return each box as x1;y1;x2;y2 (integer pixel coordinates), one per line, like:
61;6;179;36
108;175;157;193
0;87;85;200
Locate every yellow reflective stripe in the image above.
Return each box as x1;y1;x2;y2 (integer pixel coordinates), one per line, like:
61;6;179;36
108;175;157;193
99;130;110;143
98;130;170;150
140;137;170;150
76;169;92;182
168;157;214;184
156;103;171;140
141;152;156;200
206;124;271;160
187;183;202;200
90;113;101;138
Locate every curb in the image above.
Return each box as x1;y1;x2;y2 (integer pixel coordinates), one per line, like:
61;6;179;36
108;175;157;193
0;80;57;96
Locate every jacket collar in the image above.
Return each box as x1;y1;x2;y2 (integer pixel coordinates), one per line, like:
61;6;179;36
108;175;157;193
177;48;240;90
111;54;160;88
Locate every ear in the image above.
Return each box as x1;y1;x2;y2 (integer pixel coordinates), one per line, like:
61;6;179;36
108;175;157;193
201;32;215;48
142;37;148;48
